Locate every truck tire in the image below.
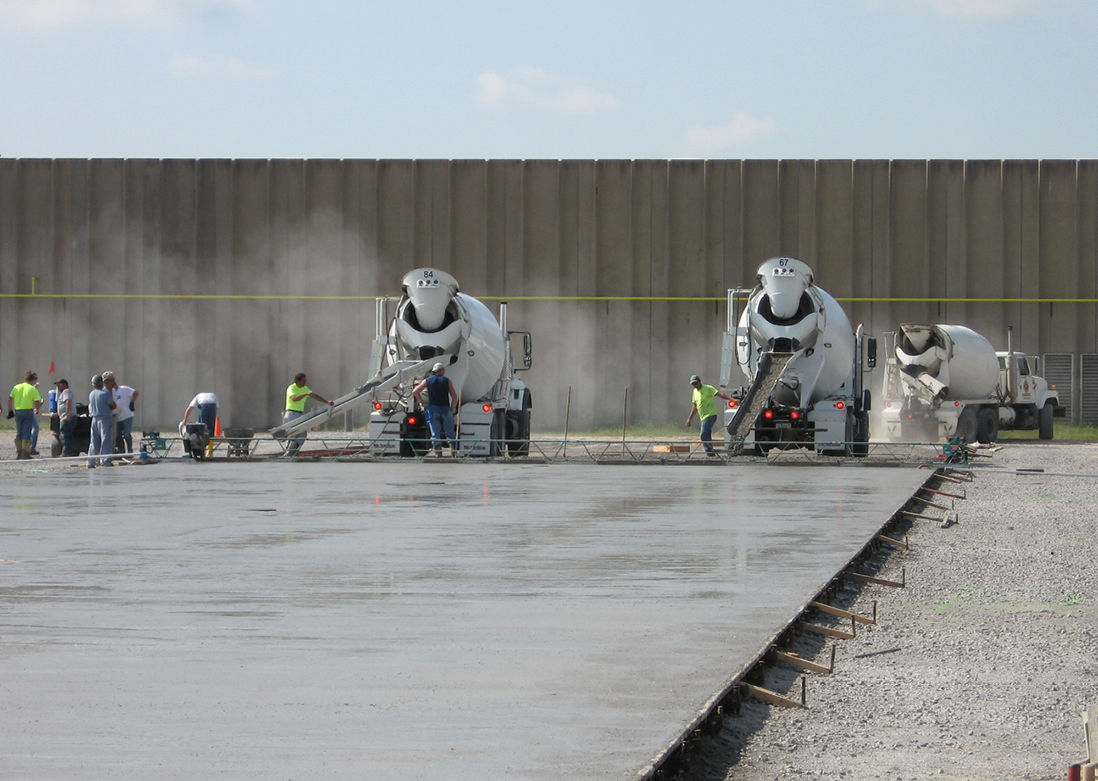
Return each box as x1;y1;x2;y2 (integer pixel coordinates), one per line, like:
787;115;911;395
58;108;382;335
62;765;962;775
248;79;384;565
958;407;978;444
1038;402;1054;440
506;388;532;456
490;409;505;457
976;407;999;444
850;410;870;457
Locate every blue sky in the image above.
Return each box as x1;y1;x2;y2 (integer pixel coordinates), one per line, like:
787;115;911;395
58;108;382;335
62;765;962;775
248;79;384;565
0;0;1094;159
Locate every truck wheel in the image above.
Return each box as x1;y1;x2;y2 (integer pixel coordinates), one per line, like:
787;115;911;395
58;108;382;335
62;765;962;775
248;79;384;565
958;407;978;444
976;407;999;444
850;411;870;457
506;388;532;456
490;409;505;457
1038;402;1054;440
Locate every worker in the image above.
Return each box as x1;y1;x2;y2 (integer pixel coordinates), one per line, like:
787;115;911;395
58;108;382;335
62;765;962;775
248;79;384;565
181;392;219;435
686;374;733;458
87;374;116;468
283;373;334;456
412;362;459;456
102;371;139;454
52;378;76;457
8;371;43;460
27;374;43;456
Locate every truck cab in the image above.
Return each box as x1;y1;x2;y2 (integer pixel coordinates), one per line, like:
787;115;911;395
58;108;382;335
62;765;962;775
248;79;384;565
996;351;1059;438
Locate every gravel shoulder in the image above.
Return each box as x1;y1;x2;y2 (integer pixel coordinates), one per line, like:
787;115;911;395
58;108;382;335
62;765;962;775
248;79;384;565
681;442;1098;781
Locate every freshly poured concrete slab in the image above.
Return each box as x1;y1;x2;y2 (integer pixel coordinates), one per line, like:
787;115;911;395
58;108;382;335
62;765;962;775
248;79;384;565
0;462;926;780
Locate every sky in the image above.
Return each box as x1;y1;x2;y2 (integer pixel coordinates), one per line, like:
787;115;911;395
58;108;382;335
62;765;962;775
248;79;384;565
0;0;1095;160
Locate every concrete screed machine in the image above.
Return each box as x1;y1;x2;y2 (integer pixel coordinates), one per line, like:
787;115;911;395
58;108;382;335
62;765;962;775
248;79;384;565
721;257;875;456
271;268;533;456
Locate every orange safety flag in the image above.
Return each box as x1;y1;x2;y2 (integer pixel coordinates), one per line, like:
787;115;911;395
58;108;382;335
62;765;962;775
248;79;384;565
47;362;55;375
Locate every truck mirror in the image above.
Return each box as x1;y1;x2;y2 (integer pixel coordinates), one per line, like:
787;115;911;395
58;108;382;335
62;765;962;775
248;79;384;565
866;337;877;369
510;331;533;370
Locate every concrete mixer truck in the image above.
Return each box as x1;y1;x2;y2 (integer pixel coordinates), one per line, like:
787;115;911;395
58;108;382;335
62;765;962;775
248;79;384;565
720;257;875;456
271;268;533;456
879;324;1058;443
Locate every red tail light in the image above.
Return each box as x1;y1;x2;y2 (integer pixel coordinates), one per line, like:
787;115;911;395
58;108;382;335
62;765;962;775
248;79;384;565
373;401;382;410
482;404;492;412
835;401;845;410
407;416;418;425
954;401;961;406
763;409;774;420
728;399;738;408
790;410;800;420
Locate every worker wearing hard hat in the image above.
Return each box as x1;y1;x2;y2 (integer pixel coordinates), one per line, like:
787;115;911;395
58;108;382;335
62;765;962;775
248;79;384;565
413;363;459;456
686;374;733;458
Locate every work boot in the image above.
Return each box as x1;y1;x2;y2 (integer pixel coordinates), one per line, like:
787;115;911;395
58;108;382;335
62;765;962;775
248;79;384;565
14;439;25;460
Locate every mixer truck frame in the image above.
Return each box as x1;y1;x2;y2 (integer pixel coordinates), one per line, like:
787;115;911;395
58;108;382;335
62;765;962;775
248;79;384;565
720;257;875;457
879;324;1059;443
272;268;532;457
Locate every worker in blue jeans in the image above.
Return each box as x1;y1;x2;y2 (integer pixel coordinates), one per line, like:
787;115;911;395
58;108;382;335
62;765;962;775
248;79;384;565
413;363;459;455
686;374;733;457
8;370;43;460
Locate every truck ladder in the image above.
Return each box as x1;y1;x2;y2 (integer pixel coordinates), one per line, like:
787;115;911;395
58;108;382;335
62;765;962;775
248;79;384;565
726;351;794;456
271;355;452;439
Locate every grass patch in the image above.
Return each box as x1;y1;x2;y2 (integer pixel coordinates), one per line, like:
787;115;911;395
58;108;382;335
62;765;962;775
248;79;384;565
998;422;1098;441
535;423;690;439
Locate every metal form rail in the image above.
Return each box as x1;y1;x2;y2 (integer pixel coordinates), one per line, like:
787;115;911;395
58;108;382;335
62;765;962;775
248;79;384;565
136;434;952;465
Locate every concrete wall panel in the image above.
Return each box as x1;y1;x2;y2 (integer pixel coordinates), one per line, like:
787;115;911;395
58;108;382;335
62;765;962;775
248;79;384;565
1078;161;1098;355
815;160;854;302
1017;161;1042;357
668;160;707;408
965;160;1005;345
742;160;779;270
1039;161;1079;357
889;161;928;331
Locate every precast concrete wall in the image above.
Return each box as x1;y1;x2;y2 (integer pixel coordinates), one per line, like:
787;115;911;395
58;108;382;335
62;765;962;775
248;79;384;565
2;159;1096;431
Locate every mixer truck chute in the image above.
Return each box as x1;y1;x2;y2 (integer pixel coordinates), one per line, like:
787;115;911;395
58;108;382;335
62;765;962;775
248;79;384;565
271;268;532;456
721;257;874;456
880;324;1058;443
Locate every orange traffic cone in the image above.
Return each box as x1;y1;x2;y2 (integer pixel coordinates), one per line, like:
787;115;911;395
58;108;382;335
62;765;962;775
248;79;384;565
214;416;222;437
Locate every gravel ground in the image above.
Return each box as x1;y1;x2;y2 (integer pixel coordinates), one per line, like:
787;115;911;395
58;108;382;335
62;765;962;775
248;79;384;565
679;442;1098;781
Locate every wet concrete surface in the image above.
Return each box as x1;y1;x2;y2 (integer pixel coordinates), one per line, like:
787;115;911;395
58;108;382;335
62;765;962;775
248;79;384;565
0;461;927;780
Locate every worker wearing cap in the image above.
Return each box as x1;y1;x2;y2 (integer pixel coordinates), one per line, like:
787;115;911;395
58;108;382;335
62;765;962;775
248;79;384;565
686;374;733;457
8;371;43;460
283;372;334;457
413;363;459;455
52;378;76;457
